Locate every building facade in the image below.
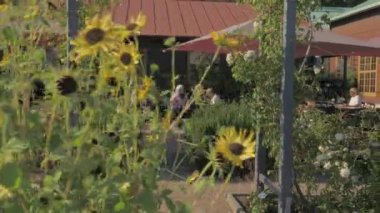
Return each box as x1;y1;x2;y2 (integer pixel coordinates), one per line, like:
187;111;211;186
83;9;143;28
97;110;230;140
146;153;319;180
329;0;380;104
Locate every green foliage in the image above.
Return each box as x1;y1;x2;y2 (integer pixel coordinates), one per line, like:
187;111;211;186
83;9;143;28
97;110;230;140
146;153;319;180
191;54;247;100
231;0;378;211
292;109;379;211
184;99;255;154
0;1;184;212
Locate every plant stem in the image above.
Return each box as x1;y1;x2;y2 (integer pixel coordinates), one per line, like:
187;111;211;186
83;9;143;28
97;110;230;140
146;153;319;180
65;100;71;132
1;115;9;149
197;161;213;181
133;35;146;76
171;48;176;92
132;72;139;162
44;105;57;173
210;166;235;206
64;147;81;199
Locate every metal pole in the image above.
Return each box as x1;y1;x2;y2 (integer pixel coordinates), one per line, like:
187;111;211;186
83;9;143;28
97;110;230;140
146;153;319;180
67;0;78;67
279;0;296;212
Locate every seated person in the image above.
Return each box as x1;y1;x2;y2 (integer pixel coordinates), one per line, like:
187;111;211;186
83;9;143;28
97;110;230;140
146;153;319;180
205;88;221;105
170;85;187;117
348;87;362;107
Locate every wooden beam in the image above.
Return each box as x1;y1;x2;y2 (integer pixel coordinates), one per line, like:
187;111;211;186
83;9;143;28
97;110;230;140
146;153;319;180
259;174;280;196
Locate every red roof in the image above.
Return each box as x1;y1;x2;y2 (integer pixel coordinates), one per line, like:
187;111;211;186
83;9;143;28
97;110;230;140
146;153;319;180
112;0;255;37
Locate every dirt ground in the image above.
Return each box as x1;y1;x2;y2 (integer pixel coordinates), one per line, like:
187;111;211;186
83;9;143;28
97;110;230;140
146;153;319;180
159;179;254;213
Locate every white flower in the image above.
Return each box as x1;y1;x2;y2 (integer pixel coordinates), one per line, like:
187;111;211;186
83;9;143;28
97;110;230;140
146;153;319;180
334;161;340;166
343;148;348;152
340;167;350;178
323;162;332;170
243;50;257;61
313;161;320;167
327;152;334;158
335;133;344;141
253;21;261;32
342;162;348;168
226;53;234;66
318;146;327;153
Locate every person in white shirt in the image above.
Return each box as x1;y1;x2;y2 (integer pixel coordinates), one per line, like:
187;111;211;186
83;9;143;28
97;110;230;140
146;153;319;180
348;87;362;107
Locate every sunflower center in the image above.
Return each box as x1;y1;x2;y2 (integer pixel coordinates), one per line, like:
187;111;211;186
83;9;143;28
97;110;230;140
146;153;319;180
127;23;138;31
120;53;132;65
229;143;245;156
56;76;78;95
85;28;105;45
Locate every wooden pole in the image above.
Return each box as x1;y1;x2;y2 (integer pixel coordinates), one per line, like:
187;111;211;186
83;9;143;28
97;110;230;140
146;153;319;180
254;129;266;192
67;0;78;67
279;0;296;212
343;56;348;96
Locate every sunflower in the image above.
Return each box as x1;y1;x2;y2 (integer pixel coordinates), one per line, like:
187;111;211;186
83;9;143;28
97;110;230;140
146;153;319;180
99;69;118;87
56;75;78;95
114;43;140;73
215;127;255;167
126;12;147;34
0;0;9;11
137;76;153;101
0;49;9;67
71;15;129;61
211;32;241;48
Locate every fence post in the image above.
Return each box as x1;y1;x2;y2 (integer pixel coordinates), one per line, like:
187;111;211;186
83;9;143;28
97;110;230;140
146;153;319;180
279;0;296;212
254;129;266;192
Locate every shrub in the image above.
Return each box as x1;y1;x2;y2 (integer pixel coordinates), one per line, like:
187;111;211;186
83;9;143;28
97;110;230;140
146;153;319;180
184;98;255;158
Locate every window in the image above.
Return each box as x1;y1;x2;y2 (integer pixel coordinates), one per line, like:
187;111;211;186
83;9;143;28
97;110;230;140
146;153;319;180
358;57;377;94
359;56;376;71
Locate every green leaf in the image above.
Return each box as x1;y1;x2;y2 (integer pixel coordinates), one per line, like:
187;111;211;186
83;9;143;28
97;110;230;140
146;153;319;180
0;163;23;188
1;137;29;153
161;189;172;197
150;63;160;73
38;16;51;27
136;189;157;212
164;37;176;47
164;197;176;212
2;26;18;42
114;201;126;212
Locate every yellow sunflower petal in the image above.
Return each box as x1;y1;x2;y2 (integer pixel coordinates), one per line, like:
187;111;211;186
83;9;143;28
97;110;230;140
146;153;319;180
72;14;129;61
215;127;255;167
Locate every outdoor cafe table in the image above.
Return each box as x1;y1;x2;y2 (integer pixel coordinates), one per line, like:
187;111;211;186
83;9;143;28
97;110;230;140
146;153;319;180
316;102;365;115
